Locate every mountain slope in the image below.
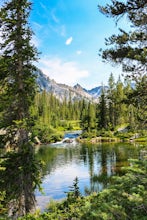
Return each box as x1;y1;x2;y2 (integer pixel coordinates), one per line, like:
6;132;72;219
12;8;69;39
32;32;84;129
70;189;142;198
87;86;108;98
35;69;97;102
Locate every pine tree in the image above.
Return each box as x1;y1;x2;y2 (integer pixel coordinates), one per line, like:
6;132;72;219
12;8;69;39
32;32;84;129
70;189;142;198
113;76;126;126
98;0;147;128
87;102;96;132
97;87;108;129
80;100;88;131
0;0;41;217
107;73;115;129
123;79;136;129
127;75;147;129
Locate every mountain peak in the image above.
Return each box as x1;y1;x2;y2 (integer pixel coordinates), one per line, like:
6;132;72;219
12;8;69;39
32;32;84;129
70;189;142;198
73;83;83;90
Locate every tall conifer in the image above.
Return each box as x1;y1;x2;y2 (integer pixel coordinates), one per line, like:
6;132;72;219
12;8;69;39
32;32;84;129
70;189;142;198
107;73;115;129
0;0;41;217
97;86;108;129
98;0;147;128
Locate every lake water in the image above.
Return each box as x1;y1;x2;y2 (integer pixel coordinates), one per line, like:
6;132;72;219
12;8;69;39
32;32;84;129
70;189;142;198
35;133;142;210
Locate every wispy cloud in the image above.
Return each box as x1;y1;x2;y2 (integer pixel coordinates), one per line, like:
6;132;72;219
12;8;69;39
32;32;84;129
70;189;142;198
39;2;48;12
65;37;73;45
49;24;66;37
60;25;66;37
38;3;60;26
51;9;59;23
37;56;89;85
32;22;43;32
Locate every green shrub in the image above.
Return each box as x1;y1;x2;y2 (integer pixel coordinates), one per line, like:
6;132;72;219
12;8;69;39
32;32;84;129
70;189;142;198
81;131;96;139
96;129;114;138
114;131;134;140
49;132;63;143
32;125;64;143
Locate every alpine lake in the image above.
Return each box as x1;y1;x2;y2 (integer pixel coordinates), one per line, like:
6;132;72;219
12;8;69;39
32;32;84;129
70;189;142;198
35;131;144;210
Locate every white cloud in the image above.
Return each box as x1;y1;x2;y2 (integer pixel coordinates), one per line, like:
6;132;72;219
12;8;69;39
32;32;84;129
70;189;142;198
37;56;89;86
76;50;82;55
65;36;73;45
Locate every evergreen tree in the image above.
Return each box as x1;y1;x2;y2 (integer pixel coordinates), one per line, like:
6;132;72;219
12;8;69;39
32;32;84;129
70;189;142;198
98;0;147;128
107;73;115;129
67;177;81;202
123;79;136;129
80;100;89;131
97;87;108;129
127;75;147;129
114;76;126;126
87;102;96;132
0;0;41;217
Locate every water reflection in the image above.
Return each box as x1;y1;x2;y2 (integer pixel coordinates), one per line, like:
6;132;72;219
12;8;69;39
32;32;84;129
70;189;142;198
36;142;140;209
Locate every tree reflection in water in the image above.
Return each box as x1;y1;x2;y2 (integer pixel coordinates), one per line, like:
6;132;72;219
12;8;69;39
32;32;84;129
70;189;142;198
36;142;140;201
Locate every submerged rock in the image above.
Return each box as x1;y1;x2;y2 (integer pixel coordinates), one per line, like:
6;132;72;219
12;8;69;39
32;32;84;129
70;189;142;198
63;138;73;143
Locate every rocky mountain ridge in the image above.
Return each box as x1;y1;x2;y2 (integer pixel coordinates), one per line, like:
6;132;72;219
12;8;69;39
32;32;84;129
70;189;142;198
35;68;107;102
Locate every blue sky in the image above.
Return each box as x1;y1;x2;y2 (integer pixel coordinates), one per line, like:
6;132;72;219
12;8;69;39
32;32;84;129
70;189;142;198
30;0;127;89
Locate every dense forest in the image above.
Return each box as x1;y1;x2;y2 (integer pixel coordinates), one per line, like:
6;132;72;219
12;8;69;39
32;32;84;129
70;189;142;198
0;0;147;219
30;73;146;143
